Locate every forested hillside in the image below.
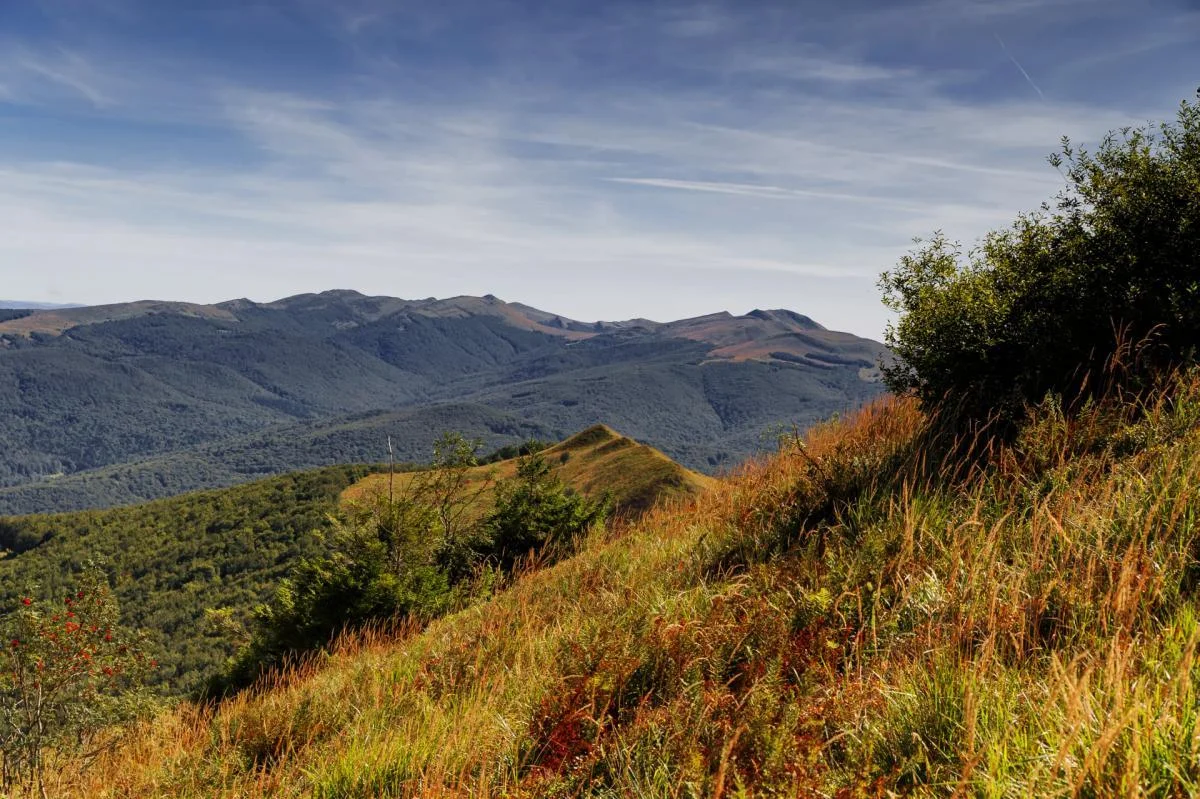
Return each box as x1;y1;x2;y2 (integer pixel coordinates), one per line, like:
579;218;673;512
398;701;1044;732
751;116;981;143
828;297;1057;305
0;465;372;693
0;294;885;512
0;426;707;695
0;404;554;515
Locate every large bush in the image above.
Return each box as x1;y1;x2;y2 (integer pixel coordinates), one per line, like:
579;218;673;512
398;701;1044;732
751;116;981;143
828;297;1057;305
481;452;609;570
880;101;1200;425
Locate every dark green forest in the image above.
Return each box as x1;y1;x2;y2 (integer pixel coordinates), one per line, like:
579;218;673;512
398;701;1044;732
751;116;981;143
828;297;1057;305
0;465;375;693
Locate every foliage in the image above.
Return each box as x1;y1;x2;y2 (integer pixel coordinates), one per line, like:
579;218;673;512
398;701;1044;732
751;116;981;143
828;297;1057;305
0;466;372;695
481;452;609;570
216;514;453;693
218;435;490;690
880;101;1200;426
222;438;613;693
0;566;154;797
481;439;550;465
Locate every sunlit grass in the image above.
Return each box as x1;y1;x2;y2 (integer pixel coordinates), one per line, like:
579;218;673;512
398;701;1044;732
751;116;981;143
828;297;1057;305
33;372;1200;797
341;423;715;520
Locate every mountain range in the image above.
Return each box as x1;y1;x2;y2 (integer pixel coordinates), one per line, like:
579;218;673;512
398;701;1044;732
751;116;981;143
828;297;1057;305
0;290;886;514
0;300;82;310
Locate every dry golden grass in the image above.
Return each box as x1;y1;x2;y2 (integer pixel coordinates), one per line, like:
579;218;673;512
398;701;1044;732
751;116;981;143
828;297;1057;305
341;424;715;519
33;374;1200;797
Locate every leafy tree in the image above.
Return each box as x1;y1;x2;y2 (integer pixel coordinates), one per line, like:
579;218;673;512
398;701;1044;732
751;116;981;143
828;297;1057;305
880;101;1200;427
0;566;154;798
482;452;609;570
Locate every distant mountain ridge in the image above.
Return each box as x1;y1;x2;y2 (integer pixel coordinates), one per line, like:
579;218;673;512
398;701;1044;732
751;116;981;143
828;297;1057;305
0;300;81;310
0;292;872;365
0;290;887;514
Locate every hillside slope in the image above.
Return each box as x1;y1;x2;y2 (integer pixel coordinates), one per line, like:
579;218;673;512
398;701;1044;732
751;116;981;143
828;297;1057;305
0;425;704;695
0;291;885;512
0;465;371;694
50;373;1200;797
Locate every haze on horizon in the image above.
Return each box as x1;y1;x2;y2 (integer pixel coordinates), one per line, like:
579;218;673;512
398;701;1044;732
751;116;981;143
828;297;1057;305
0;0;1194;339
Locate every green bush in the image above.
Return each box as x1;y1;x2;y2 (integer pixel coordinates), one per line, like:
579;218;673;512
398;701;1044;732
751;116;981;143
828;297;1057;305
481;452;609;570
880;101;1200;426
217;434;486;690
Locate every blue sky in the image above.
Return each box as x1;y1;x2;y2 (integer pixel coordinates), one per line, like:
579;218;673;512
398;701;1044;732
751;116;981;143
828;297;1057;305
0;0;1195;338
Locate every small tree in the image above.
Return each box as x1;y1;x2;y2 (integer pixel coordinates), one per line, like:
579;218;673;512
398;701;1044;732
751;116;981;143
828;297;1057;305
482;452;609;570
402;432;495;580
0;566;154;798
218;433;494;691
880;100;1200;428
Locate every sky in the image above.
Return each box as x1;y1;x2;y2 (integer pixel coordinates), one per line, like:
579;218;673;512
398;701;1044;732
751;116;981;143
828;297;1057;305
0;0;1195;339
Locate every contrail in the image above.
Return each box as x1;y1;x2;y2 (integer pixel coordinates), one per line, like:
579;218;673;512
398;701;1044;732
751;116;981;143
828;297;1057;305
994;32;1045;100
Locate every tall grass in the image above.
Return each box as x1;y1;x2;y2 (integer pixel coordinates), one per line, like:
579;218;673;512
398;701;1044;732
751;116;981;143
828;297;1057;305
30;371;1200;797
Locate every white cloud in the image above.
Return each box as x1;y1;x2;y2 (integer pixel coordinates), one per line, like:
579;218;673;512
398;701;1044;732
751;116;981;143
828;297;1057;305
0;0;1186;339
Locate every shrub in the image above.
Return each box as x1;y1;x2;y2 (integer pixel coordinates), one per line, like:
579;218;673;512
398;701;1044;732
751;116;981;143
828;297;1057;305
481;452;609;570
218;434;605;692
880;101;1200;427
218;434;488;690
0;566;155;796
219;513;454;690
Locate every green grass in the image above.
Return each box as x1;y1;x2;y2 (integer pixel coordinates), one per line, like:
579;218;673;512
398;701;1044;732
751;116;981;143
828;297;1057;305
27;372;1200;797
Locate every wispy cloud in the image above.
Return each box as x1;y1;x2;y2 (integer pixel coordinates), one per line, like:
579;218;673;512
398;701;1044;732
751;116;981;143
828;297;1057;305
1;47;113;107
606;177;930;210
0;0;1188;337
994;32;1045;100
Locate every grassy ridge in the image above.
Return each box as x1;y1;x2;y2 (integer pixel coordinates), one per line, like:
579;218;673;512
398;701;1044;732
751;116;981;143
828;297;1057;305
36;369;1200;796
342;424;715;518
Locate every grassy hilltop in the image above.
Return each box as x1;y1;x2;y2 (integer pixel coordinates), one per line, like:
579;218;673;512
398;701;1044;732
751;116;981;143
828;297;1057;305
343;424;715;519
